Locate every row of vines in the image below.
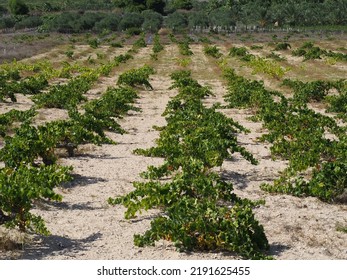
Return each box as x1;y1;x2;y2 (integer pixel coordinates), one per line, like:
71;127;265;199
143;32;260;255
0;39;153;235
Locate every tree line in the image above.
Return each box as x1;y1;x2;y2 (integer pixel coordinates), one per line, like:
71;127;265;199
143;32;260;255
0;0;346;34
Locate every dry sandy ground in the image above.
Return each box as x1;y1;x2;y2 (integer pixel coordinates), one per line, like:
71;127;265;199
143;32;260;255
0;44;346;260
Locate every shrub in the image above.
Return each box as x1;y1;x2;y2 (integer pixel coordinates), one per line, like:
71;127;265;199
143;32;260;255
209;7;235;28
164;11;188;32
145;0;165;14
77;12;105;31
0;15;15;29
141;9;163;32
94;14;120;32
188;11;209;28
0;5;8;15
14;16;43;29
119;12;144;31
8;0;29;16
171;0;193;10
274;42;291;51
204;45;222;58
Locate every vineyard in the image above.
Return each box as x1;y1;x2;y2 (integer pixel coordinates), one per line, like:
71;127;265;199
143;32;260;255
0;34;346;260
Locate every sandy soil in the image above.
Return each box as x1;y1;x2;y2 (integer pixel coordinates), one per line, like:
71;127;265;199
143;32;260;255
0;43;346;260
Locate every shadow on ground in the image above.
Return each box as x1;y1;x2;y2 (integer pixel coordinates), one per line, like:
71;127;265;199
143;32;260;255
20;232;102;260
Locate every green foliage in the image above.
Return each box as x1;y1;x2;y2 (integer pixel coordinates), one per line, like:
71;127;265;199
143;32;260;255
208;6;236;28
117;65;155;90
145;0;165;14
282;79;335;103
110;41;124;48
14;15;43;29
141;9;163;32
114;53;133;65
151;33;164;60
164;11;188;32
223;67;280;110
266;52;286;62
325;80;347;121
170;0;192;10
248;56;288;80
65;50;74;59
178;40;193;56
0;5;8;15
0;58;143;237
0;164;72;234
119;12;144;31
88;38;99;49
94;14;120;32
152;33;164;53
250;45;263;50
336;224;347;233
8;0;29;15
0;108;36;137
188;11;209;28
0;71;48;102
223;67;347;203
84;86;140;120
273;42;291;51
133;33;147;48
229;46;252;61
292;42;325;60
292;42;347;62
0;15;16;28
261;160;347;203
32;73;97;109
229;46;288;79
203;45;222;58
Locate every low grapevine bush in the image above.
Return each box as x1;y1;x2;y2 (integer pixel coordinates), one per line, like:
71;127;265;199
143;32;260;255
282;79;334;103
0;108;37;137
0;164;72;235
178;42;193;56
229;46;253;61
151;34;164;60
84;87;140;119
32;73;97;109
117;65;155;90
114;53;133;65
204;45;222;58
229;47;288;79
292;42;347;61
152;34;164;54
273;42;291;51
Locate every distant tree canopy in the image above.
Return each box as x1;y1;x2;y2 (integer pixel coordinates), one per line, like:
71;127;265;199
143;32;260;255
171;0;193;10
8;0;29;15
164;11;188;31
0;5;8;15
141;10;163;32
1;0;346;32
113;0;165;13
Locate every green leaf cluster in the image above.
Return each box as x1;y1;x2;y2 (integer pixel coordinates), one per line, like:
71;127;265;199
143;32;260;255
117;65;155;90
292;42;347;61
32;73;97;109
203;45;222;59
0;164;72;235
229;46;288;79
